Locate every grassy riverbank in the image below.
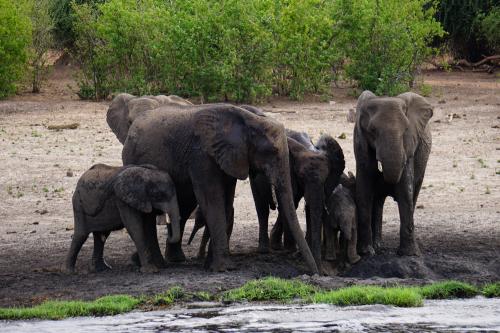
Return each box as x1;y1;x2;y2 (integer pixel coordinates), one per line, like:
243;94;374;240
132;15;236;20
1;279;498;320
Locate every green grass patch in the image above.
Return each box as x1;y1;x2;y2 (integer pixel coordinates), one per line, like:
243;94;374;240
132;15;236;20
482;282;500;298
150;286;185;306
0;295;140;320
418;281;478;299
311;286;423;307
224;277;316;302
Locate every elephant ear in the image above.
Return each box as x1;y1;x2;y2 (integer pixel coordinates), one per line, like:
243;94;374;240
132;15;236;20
113;167;153;213
355;90;378;137
397;92;433;138
194;105;250;180
128;97;160;122
107;93;136;144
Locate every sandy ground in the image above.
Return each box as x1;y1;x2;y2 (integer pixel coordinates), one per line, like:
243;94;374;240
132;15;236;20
0;67;499;307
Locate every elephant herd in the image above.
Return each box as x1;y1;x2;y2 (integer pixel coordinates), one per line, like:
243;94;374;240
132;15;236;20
65;91;433;275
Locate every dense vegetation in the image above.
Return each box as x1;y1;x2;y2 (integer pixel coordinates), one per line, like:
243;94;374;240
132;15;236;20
0;0;497;101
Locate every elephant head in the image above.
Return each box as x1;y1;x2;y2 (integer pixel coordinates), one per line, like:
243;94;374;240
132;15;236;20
107;94;192;144
194;105;319;273
315;134;346;196
113;165;181;243
355;91;433;184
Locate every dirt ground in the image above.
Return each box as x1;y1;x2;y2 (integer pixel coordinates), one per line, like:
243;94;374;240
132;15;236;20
0;65;499;307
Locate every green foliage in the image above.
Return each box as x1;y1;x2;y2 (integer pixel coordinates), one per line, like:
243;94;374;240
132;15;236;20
332;0;444;96
0;295;140;320
482;282;500;298
0;0;32;98
436;0;497;61
29;0;54;93
418;281;478;299
479;6;500;53
70;0;443;101
312;286;423;307
419;83;433;97
224;277;316;302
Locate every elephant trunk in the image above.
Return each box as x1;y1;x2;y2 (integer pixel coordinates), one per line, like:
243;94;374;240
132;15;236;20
272;160;319;274
377;137;405;185
156;199;181;244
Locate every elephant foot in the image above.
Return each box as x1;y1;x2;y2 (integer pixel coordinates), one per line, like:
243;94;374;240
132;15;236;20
283;243;297;253
257;242;270;254
62;265;76;274
348;254;361;265
397;241;421;256
130;252;141;266
358;244;375;256
373;239;382;251
166;246;186;263
93;259;112;272
270;239;283;250
140;264;160;274
320;261;339;276
205;256;236;272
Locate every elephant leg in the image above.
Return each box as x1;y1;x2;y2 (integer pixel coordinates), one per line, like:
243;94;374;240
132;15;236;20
355;167;375;256
270;216;283;250
166;196;196;262
92;231;112;272
191;170;232;272
395;161;420;256
347;226;361;264
65;231;89;273
224;179;236;250
282;213;297;252
117;202;158;273
143;214;166;269
371;195;385;251
198;227;210;259
304;183;325;273
323;223;336;261
250;177;271;253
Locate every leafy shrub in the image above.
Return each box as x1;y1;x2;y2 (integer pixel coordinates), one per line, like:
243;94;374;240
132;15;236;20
0;0;31;98
224;277;316;302
482;282;500;298
332;0;444;96
418;281;478;299
479;6;500;54
29;0;54;93
436;0;497;61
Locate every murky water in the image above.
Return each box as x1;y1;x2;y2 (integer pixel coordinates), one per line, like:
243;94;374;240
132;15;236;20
2;297;499;332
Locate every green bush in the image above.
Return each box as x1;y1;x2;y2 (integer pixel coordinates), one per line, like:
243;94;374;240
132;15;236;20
332;0;444;96
224;277;316;302
482;282;500;298
479;6;500;54
0;0;32;98
418;281;478;299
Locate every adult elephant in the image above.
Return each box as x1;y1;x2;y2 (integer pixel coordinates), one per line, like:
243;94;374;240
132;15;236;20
354;91;433;256
107;93;193;144
122;104;319;273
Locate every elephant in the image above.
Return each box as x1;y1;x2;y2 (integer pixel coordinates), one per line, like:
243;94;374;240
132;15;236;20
354;91;433;256
64;163;181;274
121;103;319;273
106;93;193;144
187;130;345;272
323;172;361;267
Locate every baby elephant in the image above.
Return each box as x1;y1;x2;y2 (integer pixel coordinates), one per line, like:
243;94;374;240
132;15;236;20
65;164;180;273
323;173;361;267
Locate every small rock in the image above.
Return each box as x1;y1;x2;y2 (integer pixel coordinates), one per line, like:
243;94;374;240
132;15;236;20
337;133;347;139
30;230;36;234
66;169;74;177
33;221;39;225
329;100;336;105
452;113;461;119
453;96;458;100
492;125;499;129
438;99;446;104
6;231;17;234
50;231;56;234
65;226;74;231
35;209;48;215
434;119;441;123
416;205;424;209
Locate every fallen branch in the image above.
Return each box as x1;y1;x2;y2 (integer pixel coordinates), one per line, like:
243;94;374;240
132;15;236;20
47;123;80;130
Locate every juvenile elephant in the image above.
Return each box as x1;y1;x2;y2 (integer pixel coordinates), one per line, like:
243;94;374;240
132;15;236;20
323;172;361;266
65;164;181;273
354;91;433;256
122;104;319;273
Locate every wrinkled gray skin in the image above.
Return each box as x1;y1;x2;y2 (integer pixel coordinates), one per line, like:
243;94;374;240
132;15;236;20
107;93;193;144
189;130;345;274
354;91;433;256
323;172;361;266
65;164;181;274
121;104;319;273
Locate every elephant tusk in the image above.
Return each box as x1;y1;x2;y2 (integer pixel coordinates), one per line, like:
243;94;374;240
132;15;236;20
377;161;383;173
271;185;278;207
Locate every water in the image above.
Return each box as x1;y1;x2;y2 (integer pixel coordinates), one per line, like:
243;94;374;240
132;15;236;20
2;297;499;332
